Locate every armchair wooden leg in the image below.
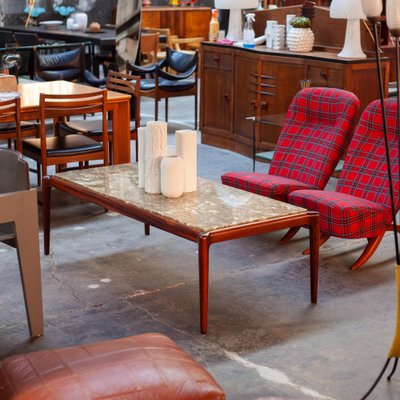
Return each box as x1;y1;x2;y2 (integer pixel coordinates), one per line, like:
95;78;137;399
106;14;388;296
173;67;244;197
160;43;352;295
279;227;301;243
350;234;385;270
165;98;168;122
303;233;330;255
155;98;158;121
195;91;198;130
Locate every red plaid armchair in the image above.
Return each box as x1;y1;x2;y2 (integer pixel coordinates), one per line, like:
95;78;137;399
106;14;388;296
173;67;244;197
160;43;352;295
221;87;360;202
288;98;400;270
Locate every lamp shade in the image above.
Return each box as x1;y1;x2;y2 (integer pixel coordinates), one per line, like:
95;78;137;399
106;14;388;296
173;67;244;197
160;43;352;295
387;0;400;33
361;0;382;18
330;0;365;19
215;0;258;10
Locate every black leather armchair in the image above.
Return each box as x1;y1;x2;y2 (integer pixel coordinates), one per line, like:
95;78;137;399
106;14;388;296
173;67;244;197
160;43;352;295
127;48;198;128
34;45;107;87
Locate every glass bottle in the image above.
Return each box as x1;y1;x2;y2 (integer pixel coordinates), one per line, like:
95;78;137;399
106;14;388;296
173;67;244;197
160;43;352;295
209;9;219;43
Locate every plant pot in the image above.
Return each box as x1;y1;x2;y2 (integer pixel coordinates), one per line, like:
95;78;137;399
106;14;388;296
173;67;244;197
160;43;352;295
287;27;314;52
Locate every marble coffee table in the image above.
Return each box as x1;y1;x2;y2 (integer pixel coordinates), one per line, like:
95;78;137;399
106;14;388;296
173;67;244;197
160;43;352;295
42;164;319;333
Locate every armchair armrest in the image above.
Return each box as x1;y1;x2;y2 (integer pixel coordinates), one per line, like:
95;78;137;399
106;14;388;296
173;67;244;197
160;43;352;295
157;64;197;81
126;60;157;76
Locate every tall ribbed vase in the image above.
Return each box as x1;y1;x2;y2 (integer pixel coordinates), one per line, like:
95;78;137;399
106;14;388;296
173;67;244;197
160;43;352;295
144;121;167;194
175;130;197;193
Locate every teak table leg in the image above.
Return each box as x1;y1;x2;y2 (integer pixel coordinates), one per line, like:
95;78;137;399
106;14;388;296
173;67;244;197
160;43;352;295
198;236;210;334
42;176;52;256
308;213;320;304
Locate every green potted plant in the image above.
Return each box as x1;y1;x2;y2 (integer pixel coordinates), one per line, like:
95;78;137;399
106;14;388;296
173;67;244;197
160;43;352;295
286;16;314;52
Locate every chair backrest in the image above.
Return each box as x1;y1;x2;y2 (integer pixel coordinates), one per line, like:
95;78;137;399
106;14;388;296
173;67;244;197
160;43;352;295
0;148;29;195
0;31;15;48
165;47;198;74
0;96;22;151
39;90;108;163
337;98;400;208
141;27;172;49
106;70;140;124
14;32;40;46
0;75;18;91
269;87;360;189
34;46;85;81
140;32;159;65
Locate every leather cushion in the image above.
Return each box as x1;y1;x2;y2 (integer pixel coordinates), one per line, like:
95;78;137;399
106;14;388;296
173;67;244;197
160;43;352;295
141;78;195;92
0;333;225;400
38;68;82;82
22;134;103;157
59;120;136;136
0;121;37;133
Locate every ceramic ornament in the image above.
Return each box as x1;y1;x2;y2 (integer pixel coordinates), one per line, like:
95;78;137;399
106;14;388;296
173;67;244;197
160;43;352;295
361;0;382;19
137;127;146;188
387;0;400;35
144;121;167;194
175;129;197;193
160;155;184;198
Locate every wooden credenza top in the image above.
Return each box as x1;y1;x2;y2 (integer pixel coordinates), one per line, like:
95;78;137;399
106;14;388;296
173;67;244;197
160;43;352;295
141;6;211;12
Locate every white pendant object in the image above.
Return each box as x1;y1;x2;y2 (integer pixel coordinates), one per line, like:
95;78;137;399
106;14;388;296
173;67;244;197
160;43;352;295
361;0;382;19
144;121;167;194
175;130;197;193
160;155;184;198
387;0;400;32
137;127;146;188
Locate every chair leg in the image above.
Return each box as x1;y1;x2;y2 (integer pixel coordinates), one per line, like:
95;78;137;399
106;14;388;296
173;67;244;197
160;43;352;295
350;234;385;270
303;233;330;255
7;139;12;149
155;98;158;121
195;91;198;130
165;98;168;122
279;227;301;244
135;138;138;162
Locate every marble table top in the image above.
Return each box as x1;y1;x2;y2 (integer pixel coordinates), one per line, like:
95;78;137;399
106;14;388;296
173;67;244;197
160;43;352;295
54;164;307;233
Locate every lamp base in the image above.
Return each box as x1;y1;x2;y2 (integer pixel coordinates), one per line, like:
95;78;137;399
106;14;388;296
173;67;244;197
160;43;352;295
225;9;243;42
337;18;366;59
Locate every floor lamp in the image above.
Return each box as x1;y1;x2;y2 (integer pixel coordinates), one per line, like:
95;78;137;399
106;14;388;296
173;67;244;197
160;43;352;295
359;0;400;398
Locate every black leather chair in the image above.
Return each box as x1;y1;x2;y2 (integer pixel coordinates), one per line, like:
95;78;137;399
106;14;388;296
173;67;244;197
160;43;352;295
34;45;106;87
0;30;15;47
126;47;198;129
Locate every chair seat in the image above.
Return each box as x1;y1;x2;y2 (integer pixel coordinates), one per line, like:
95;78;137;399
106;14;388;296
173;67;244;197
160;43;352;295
288;190;392;239
22;134;103;157
141;78;195;92
0;121;37;133
221;172;314;202
0;333;225;400
59;119;136;136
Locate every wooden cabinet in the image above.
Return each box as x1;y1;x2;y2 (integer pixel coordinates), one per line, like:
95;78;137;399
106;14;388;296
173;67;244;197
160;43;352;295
200;43;390;158
141;6;211;40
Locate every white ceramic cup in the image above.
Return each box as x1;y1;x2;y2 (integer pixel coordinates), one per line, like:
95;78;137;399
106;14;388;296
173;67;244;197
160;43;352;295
265;20;277;48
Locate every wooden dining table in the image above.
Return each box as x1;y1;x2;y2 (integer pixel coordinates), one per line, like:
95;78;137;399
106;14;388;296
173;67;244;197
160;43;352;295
17;80;132;164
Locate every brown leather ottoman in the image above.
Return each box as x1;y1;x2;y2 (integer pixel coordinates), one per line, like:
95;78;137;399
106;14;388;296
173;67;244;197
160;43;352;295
0;333;225;400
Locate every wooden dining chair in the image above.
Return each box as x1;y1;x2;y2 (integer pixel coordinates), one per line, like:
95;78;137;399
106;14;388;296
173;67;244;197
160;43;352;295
140;32;160;65
21;90;109;184
0;92;38;153
57;70;141;162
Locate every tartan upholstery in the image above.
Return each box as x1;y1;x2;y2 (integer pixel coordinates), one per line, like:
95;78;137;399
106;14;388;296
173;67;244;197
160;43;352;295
288;98;400;239
222;87;360;202
221;172;313;202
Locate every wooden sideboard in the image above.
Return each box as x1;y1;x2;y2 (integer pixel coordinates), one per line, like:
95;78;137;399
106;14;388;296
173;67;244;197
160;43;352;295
141;6;211;40
200;43;390;158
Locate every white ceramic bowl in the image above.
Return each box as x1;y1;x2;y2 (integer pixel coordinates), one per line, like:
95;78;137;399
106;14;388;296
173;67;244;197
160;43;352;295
39;20;63;29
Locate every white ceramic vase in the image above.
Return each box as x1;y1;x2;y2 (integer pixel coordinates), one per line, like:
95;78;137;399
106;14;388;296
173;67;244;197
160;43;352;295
74;12;88;31
160;155;184;198
286;27;314;52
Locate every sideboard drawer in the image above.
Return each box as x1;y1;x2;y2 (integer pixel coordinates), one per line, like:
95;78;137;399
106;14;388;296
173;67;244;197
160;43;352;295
203;51;233;71
306;65;344;88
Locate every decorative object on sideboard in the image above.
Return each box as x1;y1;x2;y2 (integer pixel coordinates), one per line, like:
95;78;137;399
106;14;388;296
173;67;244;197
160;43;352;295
330;0;366;58
176;130;197;193
214;0;258;42
287;16;314;52
144;121;168;194
272;24;285;50
265;20;277;48
160;155;185;198
359;0;400;398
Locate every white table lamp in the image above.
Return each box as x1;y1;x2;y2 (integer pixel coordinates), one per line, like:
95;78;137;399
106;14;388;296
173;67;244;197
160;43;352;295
215;0;258;42
330;0;366;58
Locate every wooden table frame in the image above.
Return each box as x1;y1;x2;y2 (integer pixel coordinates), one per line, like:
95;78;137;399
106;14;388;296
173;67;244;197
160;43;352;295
18;80;132;164
42;175;320;334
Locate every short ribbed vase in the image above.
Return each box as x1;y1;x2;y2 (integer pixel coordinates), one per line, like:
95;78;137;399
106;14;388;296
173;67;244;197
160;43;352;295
160;155;184;198
287;27;314;52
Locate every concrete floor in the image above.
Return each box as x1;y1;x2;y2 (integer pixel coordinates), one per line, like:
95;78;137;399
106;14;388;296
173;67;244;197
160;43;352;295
1;96;400;400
